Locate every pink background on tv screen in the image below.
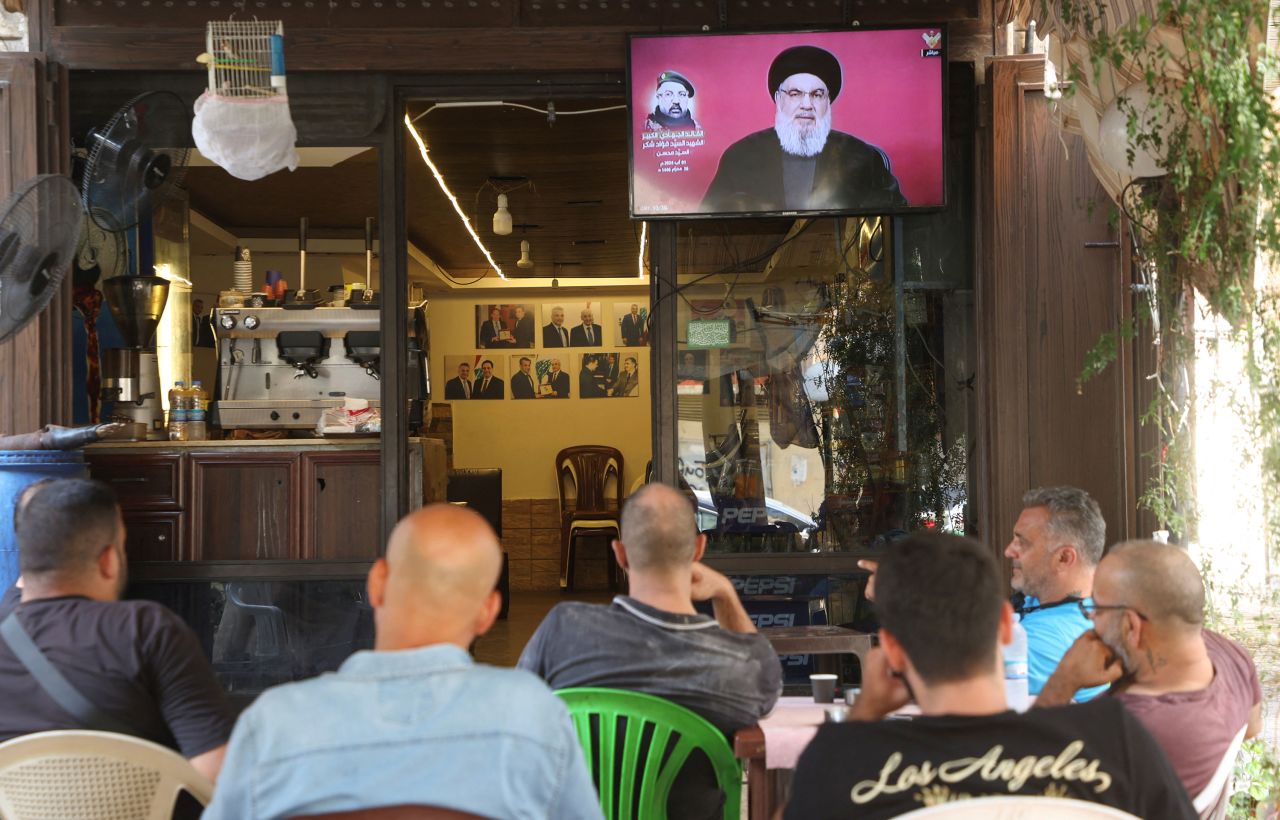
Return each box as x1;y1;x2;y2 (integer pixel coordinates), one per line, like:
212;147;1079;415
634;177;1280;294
630;29;945;216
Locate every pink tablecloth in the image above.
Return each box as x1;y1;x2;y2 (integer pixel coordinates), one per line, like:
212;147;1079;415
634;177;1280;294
759;696;923;769
759;696;834;769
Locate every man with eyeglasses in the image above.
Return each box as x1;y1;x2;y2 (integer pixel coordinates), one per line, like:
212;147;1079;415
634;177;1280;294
1005;485;1109;701
700;44;906;213
1035;540;1262;802
645;70;701;131
782;532;1195;820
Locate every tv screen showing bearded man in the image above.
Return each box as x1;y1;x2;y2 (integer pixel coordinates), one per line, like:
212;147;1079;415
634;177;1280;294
628;27;945;219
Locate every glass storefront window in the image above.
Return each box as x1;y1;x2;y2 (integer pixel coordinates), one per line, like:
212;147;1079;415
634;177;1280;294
674;214;973;555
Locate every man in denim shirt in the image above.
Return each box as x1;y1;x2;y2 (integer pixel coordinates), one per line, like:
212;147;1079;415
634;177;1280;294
518;483;782;819
205;505;602;820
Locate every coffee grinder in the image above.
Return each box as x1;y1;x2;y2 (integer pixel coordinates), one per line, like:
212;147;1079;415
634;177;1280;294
101;275;170;439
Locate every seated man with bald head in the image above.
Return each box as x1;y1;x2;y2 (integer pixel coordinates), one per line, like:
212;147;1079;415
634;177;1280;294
1036;540;1262;802
518;483;781;820
205;504;602;820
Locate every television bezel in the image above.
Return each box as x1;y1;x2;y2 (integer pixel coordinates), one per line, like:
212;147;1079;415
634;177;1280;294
626;24;951;221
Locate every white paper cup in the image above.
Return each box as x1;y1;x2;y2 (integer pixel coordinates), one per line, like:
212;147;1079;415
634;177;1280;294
810;673;837;703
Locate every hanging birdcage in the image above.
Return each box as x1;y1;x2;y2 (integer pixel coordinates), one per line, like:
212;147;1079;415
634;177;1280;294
192;19;298;181
204;20;285;98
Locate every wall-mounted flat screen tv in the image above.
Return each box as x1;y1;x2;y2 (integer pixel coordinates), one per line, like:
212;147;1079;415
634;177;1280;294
628;26;947;219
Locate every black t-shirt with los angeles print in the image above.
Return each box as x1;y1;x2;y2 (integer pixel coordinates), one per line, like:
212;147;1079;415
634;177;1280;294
783;698;1196;819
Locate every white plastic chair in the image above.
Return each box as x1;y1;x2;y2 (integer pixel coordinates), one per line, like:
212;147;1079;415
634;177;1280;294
897;795;1142;818
1193;723;1249;819
0;730;213;820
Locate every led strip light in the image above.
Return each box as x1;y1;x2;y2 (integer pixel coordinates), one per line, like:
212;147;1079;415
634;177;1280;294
404;113;506;280
637;221;648;279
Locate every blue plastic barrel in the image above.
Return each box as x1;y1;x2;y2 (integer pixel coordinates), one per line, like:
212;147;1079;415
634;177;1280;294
0;451;88;590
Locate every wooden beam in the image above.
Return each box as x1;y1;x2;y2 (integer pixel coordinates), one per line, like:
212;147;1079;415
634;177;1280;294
51;27;637;72
51;23;995;73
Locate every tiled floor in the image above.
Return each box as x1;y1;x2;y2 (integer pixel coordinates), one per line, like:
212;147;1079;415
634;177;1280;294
473;589;613;667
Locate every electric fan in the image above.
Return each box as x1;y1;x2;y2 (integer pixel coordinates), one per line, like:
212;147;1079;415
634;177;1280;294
76;209;127;279
0;174;82;344
81;91;191;233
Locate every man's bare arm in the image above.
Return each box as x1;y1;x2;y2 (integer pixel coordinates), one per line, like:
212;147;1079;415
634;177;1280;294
189;744;227;783
690;562;755;633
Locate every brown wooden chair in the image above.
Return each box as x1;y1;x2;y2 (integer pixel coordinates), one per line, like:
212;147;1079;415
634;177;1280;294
556;445;624;591
291;806;491;820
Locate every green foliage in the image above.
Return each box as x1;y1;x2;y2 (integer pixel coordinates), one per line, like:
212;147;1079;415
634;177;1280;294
1229;738;1280;819
1048;0;1280;543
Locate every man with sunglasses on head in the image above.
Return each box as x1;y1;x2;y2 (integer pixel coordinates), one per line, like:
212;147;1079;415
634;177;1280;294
700;45;906;213
783;532;1196;819
1035;540;1261;803
1005;486;1109;701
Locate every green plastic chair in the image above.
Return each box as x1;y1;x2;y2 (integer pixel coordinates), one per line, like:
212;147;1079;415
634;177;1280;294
556;687;742;820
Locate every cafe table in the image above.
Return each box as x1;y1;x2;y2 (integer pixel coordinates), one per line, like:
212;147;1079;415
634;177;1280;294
734;696;922;819
759;625;874;677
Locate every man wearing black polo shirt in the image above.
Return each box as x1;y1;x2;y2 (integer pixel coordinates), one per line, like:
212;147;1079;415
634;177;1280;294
783;532;1195;819
0;479;233;782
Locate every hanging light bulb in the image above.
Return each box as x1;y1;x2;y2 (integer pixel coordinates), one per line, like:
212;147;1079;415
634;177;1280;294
517;239;534;269
492;193;513;236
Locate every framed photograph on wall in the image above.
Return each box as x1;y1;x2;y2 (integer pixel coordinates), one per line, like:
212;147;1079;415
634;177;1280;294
614;301;649;347
442;354;506;400
510;355;571;398
677;349;710;395
578;352;639;398
542;301;603;347
476;303;536;349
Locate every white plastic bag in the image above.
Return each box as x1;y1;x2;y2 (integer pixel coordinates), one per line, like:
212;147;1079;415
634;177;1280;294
316;398;381;435
192;90;299;181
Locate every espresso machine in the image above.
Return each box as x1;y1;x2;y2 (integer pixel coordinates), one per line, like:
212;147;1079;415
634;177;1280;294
213;304;427;430
100;275;170;440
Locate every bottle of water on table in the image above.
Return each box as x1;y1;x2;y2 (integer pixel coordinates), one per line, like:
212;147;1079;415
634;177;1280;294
1003;619;1030;711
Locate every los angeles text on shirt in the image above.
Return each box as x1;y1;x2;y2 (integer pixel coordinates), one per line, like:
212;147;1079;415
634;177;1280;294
851;740;1113;804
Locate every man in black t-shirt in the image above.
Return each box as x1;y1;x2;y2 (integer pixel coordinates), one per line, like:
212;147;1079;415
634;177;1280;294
784;532;1195;820
0;479;233;782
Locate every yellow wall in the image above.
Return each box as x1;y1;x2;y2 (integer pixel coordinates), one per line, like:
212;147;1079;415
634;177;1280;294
429;291;652;499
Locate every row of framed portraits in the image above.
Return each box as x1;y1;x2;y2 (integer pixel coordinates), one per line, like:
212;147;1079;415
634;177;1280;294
441;352;642;401
472;301;650;349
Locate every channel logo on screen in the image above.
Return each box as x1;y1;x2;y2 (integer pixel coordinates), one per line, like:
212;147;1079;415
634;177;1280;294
921;31;943;57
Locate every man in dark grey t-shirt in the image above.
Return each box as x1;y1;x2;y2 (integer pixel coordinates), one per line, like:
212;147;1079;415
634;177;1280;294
0;479;233;782
518;483;782;819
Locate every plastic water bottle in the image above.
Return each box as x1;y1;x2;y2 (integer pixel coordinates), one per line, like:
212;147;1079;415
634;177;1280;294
188;380;208;441
1003;619;1030;711
167;381;188;441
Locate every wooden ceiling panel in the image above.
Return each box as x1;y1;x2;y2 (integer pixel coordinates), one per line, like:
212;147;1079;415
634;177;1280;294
186;150;379;236
404;99;638;278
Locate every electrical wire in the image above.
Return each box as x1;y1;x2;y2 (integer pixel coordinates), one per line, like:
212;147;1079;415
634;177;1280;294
646;219;819;335
410;101;625;124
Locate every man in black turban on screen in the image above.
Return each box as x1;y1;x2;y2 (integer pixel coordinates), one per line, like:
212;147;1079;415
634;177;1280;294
700;45;907;214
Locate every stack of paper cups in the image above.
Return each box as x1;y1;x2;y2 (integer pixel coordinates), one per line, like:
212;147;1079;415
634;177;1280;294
233;246;253;295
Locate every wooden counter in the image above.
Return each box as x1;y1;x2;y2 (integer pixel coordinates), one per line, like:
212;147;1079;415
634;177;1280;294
86;438;445;562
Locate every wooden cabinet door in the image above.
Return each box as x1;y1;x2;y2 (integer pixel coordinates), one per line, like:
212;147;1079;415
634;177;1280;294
123;511;184;562
188;452;300;560
301;451;382;560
